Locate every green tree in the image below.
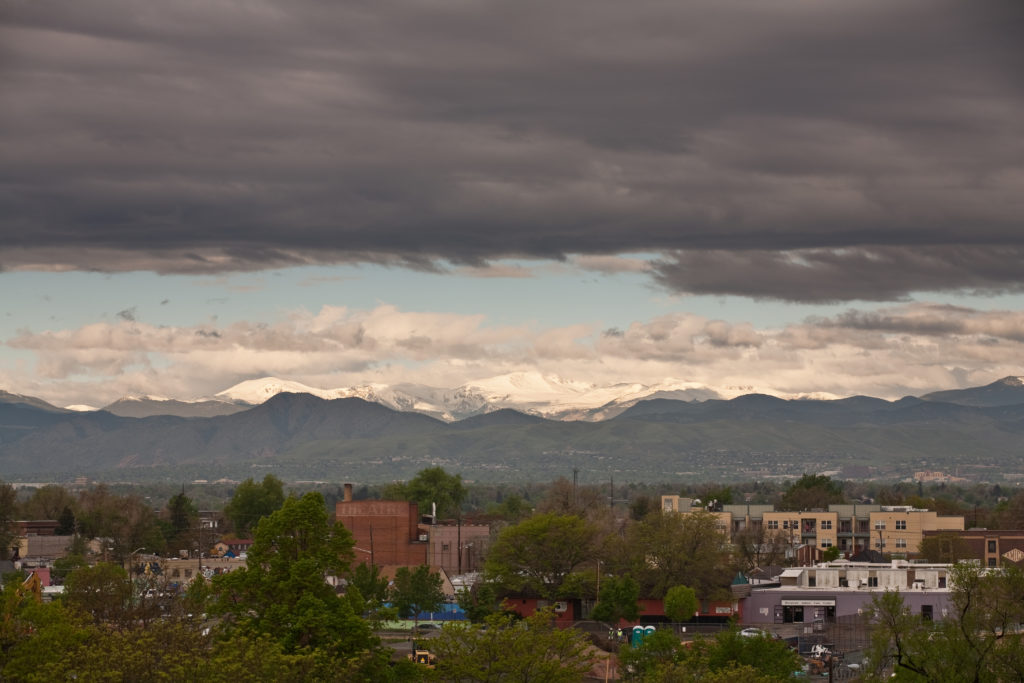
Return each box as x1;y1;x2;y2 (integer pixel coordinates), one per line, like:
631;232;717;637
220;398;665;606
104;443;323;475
624;511;731;599
630;627;802;682
385;466;466;520
456;580;502;623
663;585;698;624
164;488;198;556
778;474;845;511
55;506;76;536
209;492;376;663
689;628;803;680
63;563;133;627
485;512;603;599
629;495;657;521
432;608;593;682
487;493;532;521
591;575;640;624
619;628;681;679
75;485;165;562
348;562;390;605
391;565;445;630
17;484;76;522
0;599;94;680
864;563;1024;681
0;482;16;560
223;475;285;535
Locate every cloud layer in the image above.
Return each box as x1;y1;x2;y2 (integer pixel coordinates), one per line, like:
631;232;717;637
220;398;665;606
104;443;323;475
5;302;1024;408
3;1;1023;301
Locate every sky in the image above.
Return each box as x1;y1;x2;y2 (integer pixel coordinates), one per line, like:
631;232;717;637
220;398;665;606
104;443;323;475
2;0;1024;409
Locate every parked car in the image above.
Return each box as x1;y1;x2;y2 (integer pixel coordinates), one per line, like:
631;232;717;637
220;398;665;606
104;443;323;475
740;627;769;638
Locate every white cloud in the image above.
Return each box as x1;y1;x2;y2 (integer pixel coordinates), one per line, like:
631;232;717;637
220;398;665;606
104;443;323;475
5;301;1024;408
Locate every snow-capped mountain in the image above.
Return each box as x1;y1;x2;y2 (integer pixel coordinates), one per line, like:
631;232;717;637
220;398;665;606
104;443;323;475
213;372;729;422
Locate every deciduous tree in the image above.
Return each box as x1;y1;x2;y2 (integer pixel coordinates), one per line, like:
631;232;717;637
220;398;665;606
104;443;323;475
864;563;1024;681
663;585;698;624
385;466;466;520
390;565;445;630
432;608;593;682
223;475;285;535
591;575;640;624
625;511;731;599
210;492;376;663
778;474;845;511
485;512;602;599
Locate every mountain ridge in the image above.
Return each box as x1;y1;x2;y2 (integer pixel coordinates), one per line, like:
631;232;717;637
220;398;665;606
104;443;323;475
2;377;1024;483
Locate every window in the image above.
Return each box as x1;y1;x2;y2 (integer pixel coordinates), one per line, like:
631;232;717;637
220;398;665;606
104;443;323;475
821;520;832;530
808;576;816;587
988;540;997;553
988;557;998;567
875;520;886;530
663;498;674;511
895;520;907;530
876;540;886;549
441;543;450;551
895;538;907;548
767;520;779;529
821;539;833;548
922;605;933;621
782;520;790;529
868;577;879;587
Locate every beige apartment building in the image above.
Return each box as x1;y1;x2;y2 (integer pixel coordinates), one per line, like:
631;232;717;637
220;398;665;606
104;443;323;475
660;495;964;558
868;507;964;555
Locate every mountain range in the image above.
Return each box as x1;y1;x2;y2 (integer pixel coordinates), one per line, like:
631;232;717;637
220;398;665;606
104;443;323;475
2;376;1024;484
98;373;817;422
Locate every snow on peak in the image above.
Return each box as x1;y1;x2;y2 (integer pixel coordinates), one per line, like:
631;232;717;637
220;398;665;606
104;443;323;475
216;377;338;404
65;404;98;412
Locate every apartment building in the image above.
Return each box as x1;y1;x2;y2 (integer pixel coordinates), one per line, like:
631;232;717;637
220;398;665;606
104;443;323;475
660;496;965;558
868;506;964;556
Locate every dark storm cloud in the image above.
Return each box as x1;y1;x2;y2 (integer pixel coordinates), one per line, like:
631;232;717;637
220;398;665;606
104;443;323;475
2;0;1023;301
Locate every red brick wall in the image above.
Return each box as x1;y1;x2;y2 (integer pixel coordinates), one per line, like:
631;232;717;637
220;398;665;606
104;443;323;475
336;500;427;566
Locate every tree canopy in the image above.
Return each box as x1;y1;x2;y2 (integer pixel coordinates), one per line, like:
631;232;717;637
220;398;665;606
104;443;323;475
591;575;640;624
431;608;594;683
223;475;285;535
622;511;732;599
390;565;445;628
485;512;603;599
865;563;1024;681
384;466;466;520
777;474;845;511
210;492;374;661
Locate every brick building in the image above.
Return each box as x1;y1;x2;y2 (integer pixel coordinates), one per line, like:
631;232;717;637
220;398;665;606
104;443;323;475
335;485;428;567
921;528;1024;567
428;523;490;576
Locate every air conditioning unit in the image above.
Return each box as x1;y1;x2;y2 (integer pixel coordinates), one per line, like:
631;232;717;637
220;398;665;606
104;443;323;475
418;534;428;542
554;601;568;612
